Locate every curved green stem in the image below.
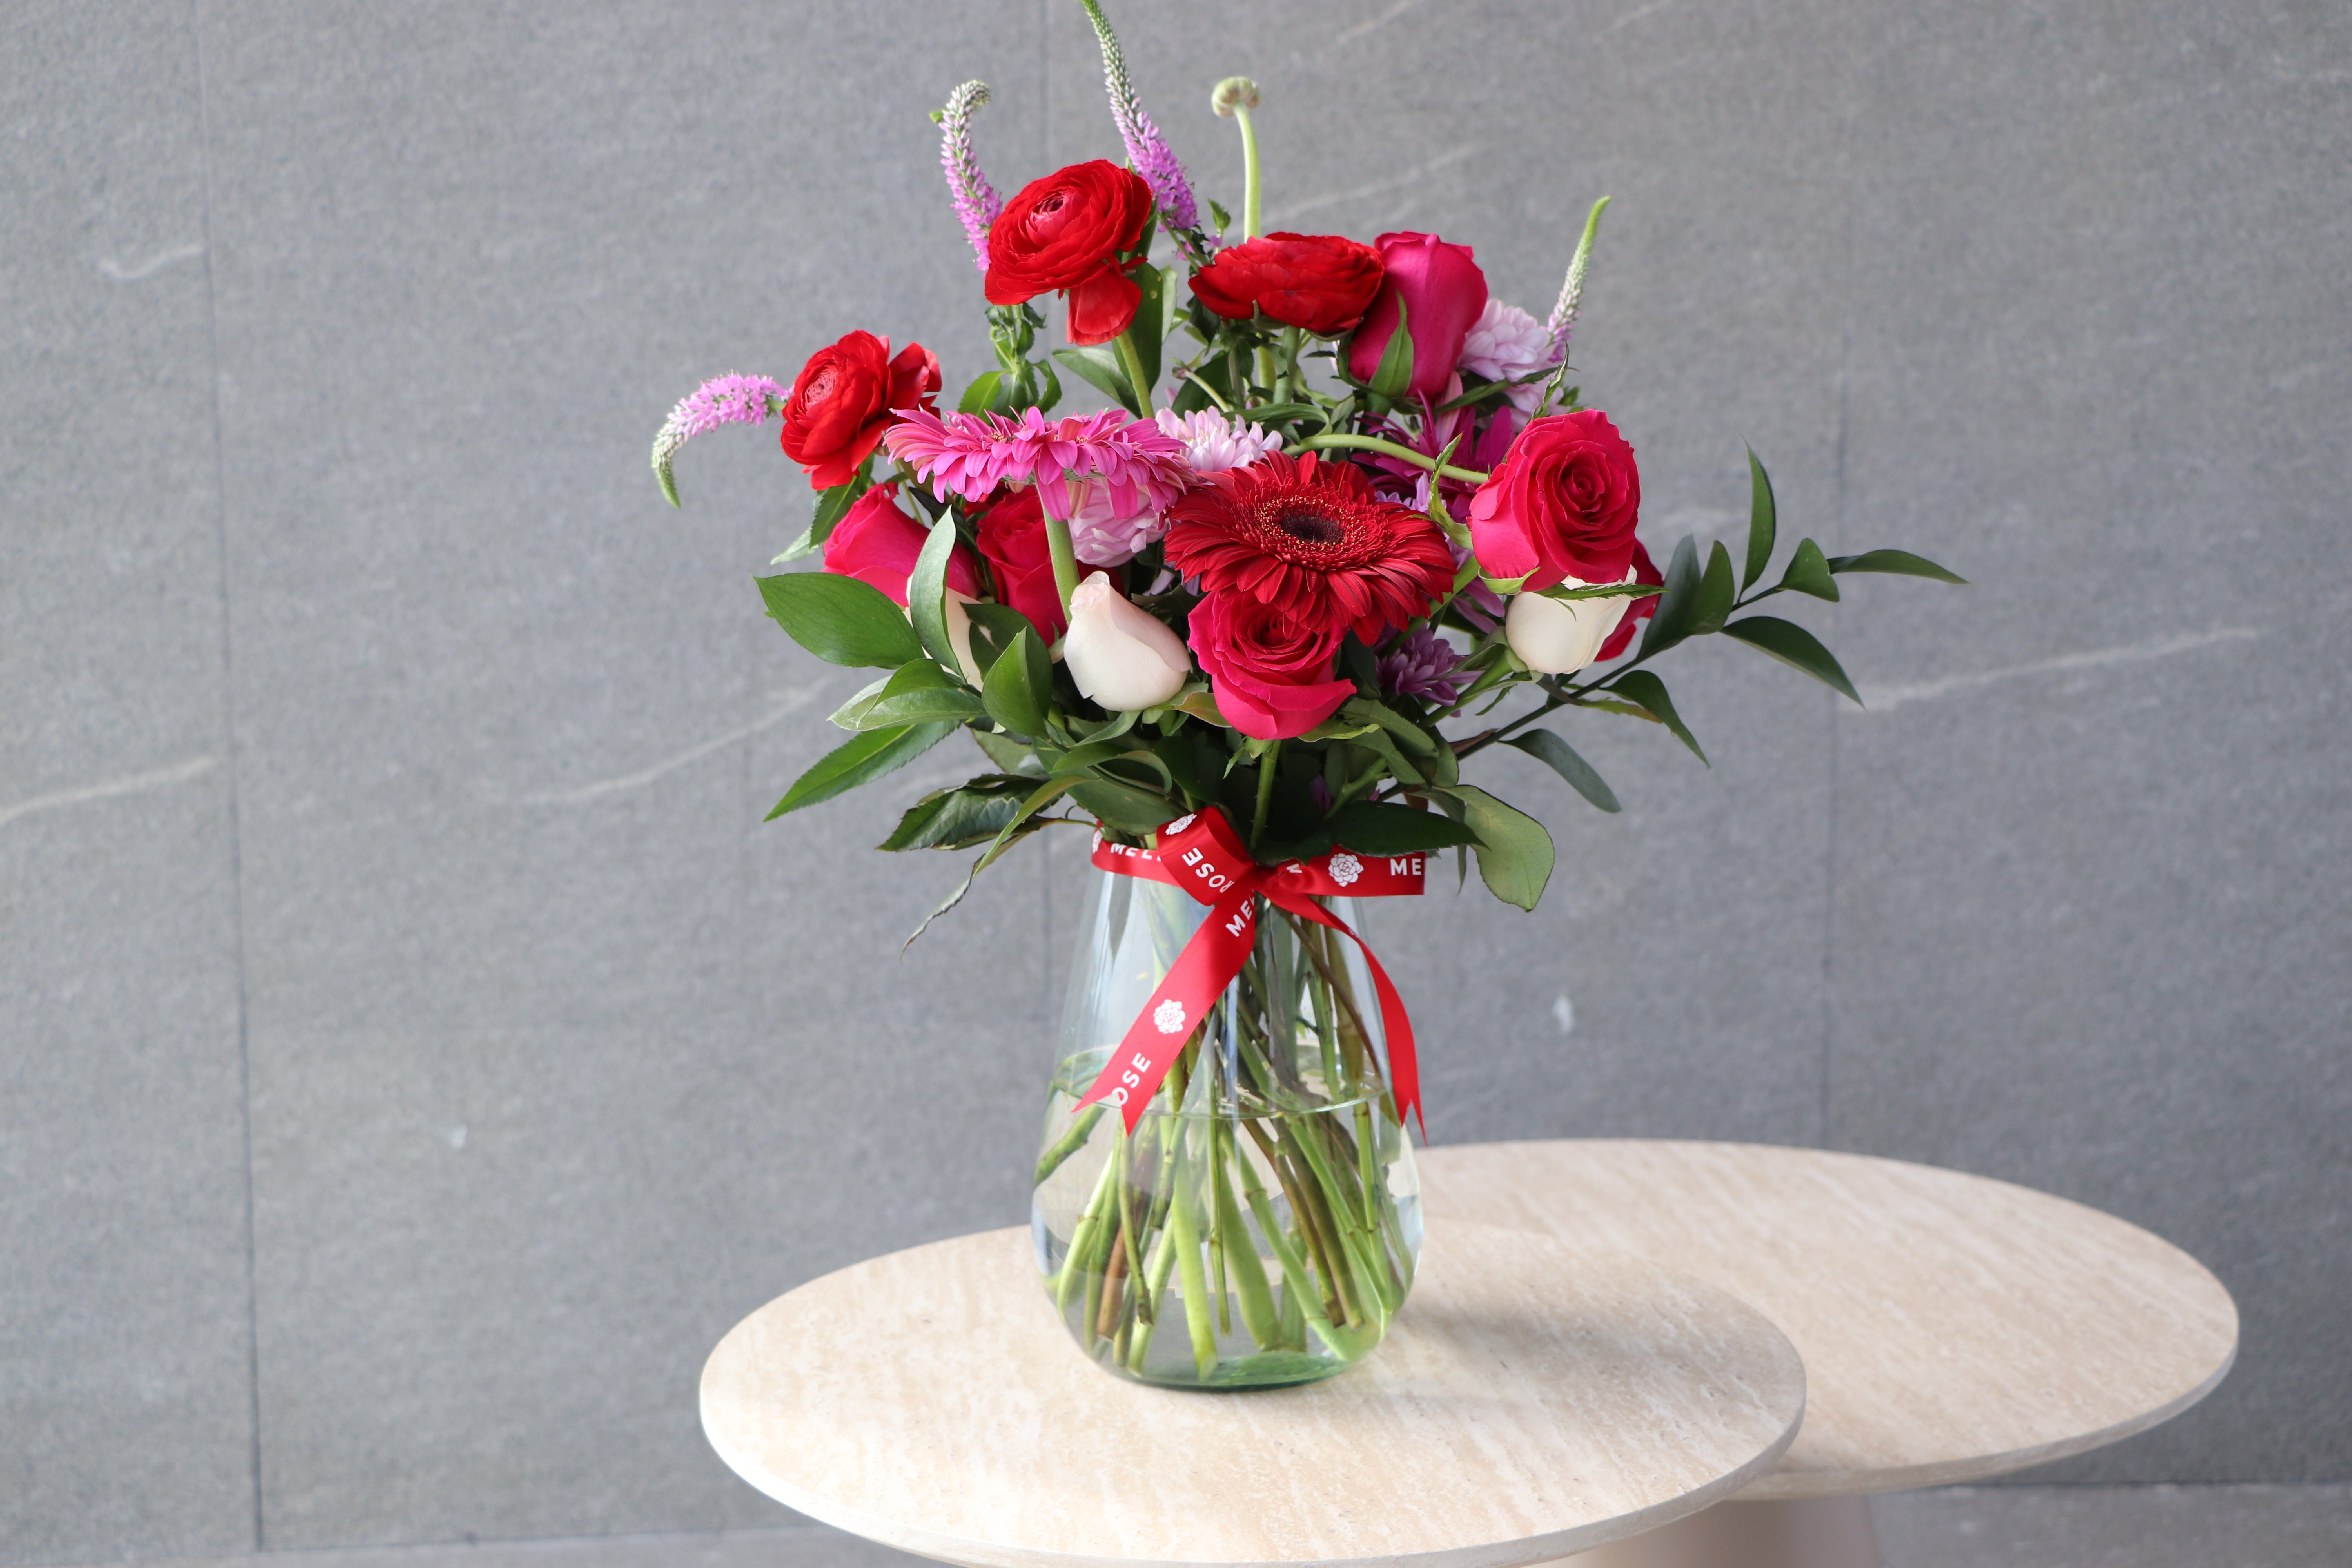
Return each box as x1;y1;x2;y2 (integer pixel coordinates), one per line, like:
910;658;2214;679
1114;327;1154;415
1250;739;1281;849
1297;432;1490;484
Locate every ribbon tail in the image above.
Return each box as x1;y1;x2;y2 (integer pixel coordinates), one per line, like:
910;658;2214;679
1072;888;1259;1134
1267;893;1424;1141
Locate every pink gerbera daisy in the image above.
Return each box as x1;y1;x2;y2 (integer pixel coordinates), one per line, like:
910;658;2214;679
882;406;1194;517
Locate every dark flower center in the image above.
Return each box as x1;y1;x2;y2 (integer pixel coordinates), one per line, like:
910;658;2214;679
1275;508;1344;544
805;365;837;403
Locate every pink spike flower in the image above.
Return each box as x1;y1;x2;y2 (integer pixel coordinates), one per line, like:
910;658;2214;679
883;407;1196;519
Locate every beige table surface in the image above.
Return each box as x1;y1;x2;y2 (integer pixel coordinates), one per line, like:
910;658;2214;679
701;1221;1808;1568
1416;1140;2239;1499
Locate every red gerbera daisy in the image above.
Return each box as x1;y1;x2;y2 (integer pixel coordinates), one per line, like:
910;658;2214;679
1161;451;1455;642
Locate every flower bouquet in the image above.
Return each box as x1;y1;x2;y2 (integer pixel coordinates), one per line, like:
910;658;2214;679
652;2;1960;1388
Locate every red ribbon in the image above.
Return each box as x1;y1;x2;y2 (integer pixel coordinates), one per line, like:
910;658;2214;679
1075;808;1424;1137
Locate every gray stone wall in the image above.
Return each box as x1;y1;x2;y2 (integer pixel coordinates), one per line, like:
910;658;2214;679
3;1;2344;1560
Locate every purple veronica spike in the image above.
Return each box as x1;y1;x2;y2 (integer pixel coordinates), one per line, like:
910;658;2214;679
650;373;783;506
939;81;1004;274
1080;0;1212;260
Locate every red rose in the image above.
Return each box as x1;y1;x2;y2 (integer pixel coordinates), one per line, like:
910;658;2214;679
1189;232;1385;335
984;161;1154;346
971;487;1122;642
1186;590;1356;741
1598;539;1664;662
780;332;941;491
1467;409;1642;591
821;483;980;606
1344;232;1488;402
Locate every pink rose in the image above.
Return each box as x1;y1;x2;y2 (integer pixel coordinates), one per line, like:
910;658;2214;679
821;483;980;605
1187;590;1355;741
1466;409;1642;591
1344;232;1489;403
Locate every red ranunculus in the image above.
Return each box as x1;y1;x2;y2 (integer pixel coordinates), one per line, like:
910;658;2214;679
780;332;941;491
1344;232;1488;402
821;483;980;606
970;487;1121;643
1597;538;1664;662
1189;232;1385;335
1186;590;1356;741
1467;409;1642;591
984;161;1154;346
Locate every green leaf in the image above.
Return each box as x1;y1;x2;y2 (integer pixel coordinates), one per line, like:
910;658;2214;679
1691;540;1737;635
1607;670;1708;764
1367;294;1415;399
957;601;1031;673
766;722;956;820
1503;730;1621;813
957;371;1004;414
971;728;1044;776
1449;786;1554;911
1721;616;1863;703
981;626;1053;739
1826;548;1969;585
771;478;867;564
756;572;924;669
1780;537;1840;601
1322;801;1481;855
1053;347;1138;414
851;686;988;730
906;517;964;676
1067;776;1177;833
1341;696;1439;757
1638;535;1703;657
829;659;945;729
1741;446;1777;589
1207;198;1232;233
1242;401;1324;424
878;775;1035;851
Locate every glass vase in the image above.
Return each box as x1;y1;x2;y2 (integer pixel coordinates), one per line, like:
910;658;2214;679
1031;865;1422;1388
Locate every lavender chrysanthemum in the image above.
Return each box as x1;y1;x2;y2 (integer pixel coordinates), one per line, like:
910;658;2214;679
650;373;784;506
883;406;1195;517
938;81;1004;274
1459;300;1558;416
1080;0;1210;260
1379;626;1469;706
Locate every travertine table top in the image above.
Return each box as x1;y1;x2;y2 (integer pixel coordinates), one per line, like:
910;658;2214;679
1416;1140;2238;1499
701;1221;1807;1568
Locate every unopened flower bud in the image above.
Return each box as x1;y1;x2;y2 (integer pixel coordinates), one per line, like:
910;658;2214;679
1210;76;1260;117
1063;572;1191;711
1504;581;1634;675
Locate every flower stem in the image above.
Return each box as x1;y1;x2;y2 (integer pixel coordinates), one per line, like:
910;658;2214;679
1296;431;1490;484
1233;104;1261;240
1250;740;1282;849
1043;508;1082;621
1114;326;1155;414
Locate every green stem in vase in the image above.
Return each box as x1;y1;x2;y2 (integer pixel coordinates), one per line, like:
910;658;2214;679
1054;1142;1121;1313
1164;1136;1219;1379
1036;1104;1106;1187
1207;1117;1232;1334
1236;1146;1345;1351
1212;1141;1281;1344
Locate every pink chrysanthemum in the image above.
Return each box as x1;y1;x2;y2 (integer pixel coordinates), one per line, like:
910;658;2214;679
883;406;1195;517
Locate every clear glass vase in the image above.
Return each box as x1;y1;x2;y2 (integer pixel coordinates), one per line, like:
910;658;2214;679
1032;866;1422;1388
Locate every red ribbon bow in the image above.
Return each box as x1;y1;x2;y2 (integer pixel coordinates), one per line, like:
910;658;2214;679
1075;808;1424;1136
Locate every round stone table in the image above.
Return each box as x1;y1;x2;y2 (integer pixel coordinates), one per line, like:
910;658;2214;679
701;1220;1808;1568
1416;1140;2239;1568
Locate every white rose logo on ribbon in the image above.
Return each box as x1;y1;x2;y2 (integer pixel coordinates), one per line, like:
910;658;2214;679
1328;853;1363;888
1162;813;1197;836
1152;999;1187;1034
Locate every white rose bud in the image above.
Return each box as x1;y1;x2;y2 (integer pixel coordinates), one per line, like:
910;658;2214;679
1063;572;1191;711
1504;577;1635;675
